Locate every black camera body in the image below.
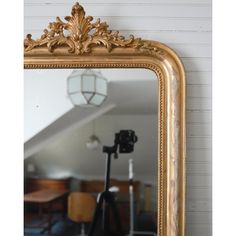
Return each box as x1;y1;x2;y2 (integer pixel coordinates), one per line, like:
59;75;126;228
115;130;138;153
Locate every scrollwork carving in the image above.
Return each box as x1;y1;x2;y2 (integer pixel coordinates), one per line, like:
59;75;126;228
24;2;162;55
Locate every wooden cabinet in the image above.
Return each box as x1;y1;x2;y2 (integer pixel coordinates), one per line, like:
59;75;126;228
27;178;70;193
80;179;140;195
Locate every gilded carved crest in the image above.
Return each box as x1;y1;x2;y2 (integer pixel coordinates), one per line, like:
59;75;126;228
24;2;161;55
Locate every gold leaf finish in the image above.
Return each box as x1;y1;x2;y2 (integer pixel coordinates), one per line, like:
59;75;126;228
24;3;185;236
24;2;158;55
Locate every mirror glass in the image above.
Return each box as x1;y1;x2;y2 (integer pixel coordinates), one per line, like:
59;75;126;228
24;68;158;236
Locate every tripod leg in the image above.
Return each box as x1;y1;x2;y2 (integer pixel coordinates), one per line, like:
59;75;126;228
103;201;110;236
88;193;104;236
109;194;123;235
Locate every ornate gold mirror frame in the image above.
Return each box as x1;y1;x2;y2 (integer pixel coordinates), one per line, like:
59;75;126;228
24;3;186;236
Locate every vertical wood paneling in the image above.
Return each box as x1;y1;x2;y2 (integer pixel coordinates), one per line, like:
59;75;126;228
24;1;212;235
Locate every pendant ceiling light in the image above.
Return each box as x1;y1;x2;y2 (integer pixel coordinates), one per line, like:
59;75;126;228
67;69;108;107
86;134;101;150
86;120;101;150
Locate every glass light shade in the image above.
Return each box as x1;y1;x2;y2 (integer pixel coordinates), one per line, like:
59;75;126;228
67;69;107;107
86;135;101;150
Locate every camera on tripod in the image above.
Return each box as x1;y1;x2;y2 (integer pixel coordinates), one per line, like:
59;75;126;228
103;130;138;155
89;130;138;236
115;130;138;153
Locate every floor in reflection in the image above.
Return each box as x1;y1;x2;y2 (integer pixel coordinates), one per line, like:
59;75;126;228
24;212;156;236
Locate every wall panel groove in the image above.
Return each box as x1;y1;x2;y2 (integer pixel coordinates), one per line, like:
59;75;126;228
25;0;212;4
24;17;212;31
24;5;211;18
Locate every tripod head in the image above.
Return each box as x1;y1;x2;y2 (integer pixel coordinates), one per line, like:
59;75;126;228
103;130;138;159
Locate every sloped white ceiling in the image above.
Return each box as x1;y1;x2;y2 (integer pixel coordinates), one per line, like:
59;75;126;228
25;69;158;141
28;114;158;183
24;69;158;158
25;69;159;183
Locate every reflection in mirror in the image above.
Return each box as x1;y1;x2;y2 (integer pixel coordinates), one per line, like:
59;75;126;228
24;69;158;236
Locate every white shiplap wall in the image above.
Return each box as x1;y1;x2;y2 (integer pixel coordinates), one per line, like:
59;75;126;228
24;1;212;235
